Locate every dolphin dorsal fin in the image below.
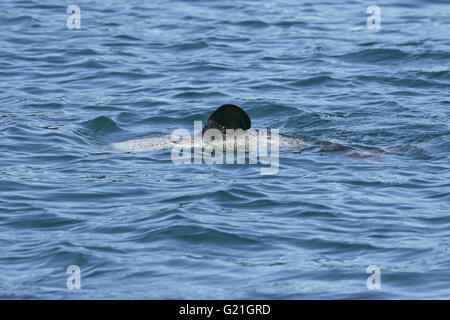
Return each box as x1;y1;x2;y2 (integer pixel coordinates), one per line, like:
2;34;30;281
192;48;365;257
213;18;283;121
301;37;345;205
202;104;251;135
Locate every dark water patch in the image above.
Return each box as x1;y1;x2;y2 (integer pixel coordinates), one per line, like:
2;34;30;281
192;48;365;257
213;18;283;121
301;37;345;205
274;20;307;28
81;104;125;112
353;75;449;89
0;15;37;25
166;42;209;51
289;76;349;87
113;34;142;42
245;103;299;118
82;116;123;134
64;59;112;70
64;48;100;57
3;212;83;231
135;224;263;246
284;112;332;131
335;49;410;63
178;64;232;72
249;83;291;91
102;71;150;80
229;20;269;28
172;91;229;99
203;36;251;43
23;102;64;110
78;116;126;145
416;70;450;80
11;2;65;10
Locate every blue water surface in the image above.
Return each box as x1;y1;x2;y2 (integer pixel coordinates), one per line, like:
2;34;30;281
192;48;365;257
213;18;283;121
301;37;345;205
0;0;449;299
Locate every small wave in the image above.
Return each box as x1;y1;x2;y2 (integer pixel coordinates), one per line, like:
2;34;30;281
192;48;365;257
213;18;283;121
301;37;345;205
82;116;122;134
172;91;229;99
336;49;409;63
289;76;348;87
113;34;142;42
229;20;269;28
354;75;449;89
166;42;209;51
79;116;126;145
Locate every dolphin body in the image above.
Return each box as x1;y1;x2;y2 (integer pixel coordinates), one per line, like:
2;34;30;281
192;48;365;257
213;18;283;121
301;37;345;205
110;104;401;158
111;104;308;152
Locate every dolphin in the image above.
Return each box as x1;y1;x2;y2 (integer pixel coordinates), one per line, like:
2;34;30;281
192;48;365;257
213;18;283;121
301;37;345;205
109;104;403;158
110;104;306;152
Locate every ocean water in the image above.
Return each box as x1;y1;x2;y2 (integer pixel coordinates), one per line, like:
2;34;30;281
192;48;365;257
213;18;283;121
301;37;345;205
0;0;449;299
